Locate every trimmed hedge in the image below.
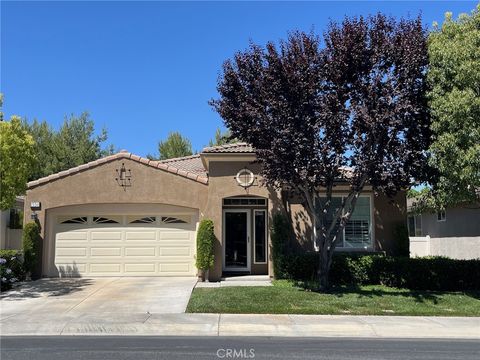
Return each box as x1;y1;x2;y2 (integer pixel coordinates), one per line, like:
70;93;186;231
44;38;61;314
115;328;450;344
22;222;41;279
195;219;215;271
0;249;24;291
275;253;480;290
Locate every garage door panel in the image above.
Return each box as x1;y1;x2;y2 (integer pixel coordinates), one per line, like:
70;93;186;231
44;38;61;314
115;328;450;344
125;231;156;241
56;231;88;241
90;248;122;256
56;247;87;257
57;263;87;273
159;232;191;240
90;263;122;273
54;212;196;277
125;247;156;256
124;263;156;273
160;247;191;256
159;263;191;273
91;232;122;241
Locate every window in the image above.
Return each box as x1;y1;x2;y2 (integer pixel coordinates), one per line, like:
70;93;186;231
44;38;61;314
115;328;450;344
317;196;372;249
59;216;88;224
437;210;446;222
8;208;23;229
161;216;189;224
129;216;156;224
93;216;120;224
254;210;267;263
408;215;422;236
223;198;266;206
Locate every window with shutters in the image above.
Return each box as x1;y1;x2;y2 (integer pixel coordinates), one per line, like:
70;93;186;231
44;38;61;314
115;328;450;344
316;196;372;249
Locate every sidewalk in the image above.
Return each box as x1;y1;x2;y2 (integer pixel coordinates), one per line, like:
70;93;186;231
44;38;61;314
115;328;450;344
1;313;479;338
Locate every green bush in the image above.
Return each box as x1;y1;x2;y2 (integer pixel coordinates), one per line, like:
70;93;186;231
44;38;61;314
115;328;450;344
270;213;291;279
22;222;41;279
195;219;215;271
276;253;480;291
0;250;24;291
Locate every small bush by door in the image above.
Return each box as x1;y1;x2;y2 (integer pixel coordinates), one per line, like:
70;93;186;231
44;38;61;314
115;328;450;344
196;219;215;281
22;222;41;279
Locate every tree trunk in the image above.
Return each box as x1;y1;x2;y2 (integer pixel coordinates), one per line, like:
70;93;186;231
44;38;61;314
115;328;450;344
317;249;330;291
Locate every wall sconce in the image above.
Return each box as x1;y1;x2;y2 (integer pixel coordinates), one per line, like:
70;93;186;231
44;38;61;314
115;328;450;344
30;201;41;221
115;163;132;190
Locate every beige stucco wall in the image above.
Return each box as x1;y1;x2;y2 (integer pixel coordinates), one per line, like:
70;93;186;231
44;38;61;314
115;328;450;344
373;192;407;254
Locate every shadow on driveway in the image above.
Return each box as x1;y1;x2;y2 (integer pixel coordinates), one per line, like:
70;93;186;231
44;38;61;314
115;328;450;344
0;279;95;300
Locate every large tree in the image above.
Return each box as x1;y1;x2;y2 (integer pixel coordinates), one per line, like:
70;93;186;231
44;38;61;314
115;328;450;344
211;15;430;290
426;6;480;207
0;116;36;209
149;131;193;160
23;112;114;180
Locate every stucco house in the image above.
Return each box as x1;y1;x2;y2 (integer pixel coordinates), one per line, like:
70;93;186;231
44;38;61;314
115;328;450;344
24;143;406;281
408;199;480;260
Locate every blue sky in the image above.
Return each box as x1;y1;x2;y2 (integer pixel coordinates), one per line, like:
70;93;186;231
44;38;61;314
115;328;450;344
1;1;477;156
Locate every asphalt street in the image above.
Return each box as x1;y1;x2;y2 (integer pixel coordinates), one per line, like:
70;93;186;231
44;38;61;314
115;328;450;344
1;336;479;360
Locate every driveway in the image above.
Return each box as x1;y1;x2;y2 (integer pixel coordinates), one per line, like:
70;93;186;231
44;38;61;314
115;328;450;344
0;277;197;326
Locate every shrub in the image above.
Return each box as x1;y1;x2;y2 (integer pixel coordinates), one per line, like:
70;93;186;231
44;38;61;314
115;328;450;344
22;222;41;279
0;249;24;291
276;252;480;291
195;219;215;272
270;213;291;279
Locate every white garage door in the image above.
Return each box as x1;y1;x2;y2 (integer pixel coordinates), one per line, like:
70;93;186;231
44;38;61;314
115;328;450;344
53;214;196;277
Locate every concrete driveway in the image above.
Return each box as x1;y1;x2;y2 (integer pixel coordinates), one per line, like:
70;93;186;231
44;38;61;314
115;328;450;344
0;277;197;327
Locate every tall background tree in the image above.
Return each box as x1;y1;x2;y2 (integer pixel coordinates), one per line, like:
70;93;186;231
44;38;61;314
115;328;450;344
23;112;114;180
212;15;430;290
208;127;236;147
426;6;480;207
148;131;193;160
0;115;36;209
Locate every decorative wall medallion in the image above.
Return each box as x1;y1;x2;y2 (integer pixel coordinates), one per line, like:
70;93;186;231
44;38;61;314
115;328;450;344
235;168;256;189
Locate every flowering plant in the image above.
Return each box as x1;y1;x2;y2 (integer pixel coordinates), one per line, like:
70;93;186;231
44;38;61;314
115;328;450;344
0;251;24;291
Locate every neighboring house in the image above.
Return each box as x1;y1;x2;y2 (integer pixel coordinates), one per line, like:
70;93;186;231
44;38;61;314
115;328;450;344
24;143;406;281
0;196;24;250
408;199;480;259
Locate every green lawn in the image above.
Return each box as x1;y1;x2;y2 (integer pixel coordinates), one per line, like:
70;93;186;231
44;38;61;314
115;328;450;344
186;281;480;316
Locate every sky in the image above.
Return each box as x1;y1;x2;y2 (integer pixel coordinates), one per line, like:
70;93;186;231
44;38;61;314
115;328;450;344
1;1;478;157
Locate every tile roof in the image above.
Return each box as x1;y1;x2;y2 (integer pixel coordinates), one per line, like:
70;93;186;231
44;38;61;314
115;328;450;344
201;142;254;153
158;154;207;178
27;151;209;189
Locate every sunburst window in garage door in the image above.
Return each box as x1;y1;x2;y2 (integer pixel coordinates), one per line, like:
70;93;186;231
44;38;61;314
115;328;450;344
59;216;88;224
161;216;189;224
129;216;157;224
93;216;121;224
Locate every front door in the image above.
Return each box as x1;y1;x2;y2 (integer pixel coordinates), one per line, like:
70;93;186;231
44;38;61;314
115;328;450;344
223;209;251;271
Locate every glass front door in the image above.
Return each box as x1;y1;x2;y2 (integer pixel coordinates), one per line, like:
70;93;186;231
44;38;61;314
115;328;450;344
224;210;250;271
